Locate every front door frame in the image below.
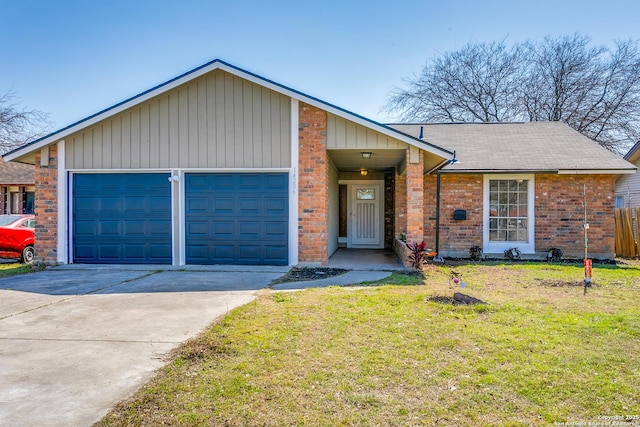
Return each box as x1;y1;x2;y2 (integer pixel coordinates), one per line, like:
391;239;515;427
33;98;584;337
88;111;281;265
340;179;384;249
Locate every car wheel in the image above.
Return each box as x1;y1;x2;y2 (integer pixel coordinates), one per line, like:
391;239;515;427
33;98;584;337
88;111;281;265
21;245;35;264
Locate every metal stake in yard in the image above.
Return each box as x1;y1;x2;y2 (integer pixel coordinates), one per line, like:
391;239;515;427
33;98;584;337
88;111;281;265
583;183;592;295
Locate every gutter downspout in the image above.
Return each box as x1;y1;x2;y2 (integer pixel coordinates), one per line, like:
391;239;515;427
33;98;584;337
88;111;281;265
435;173;441;255
425;151;457;256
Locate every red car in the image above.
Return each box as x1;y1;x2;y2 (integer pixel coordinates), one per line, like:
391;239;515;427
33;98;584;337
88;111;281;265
0;214;35;263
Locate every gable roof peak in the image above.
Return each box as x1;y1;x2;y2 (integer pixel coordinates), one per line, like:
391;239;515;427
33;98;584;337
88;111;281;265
4;58;452;163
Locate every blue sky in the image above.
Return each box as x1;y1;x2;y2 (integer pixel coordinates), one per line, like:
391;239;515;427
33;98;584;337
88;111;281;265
2;0;639;129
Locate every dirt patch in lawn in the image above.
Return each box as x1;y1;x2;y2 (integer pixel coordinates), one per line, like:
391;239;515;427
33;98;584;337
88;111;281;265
536;279;594;288
270;267;349;284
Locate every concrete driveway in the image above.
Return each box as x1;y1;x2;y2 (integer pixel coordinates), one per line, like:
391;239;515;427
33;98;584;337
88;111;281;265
0;265;287;427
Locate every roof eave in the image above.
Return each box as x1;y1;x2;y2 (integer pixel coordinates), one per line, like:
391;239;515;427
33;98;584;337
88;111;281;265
439;168;637;174
4;59;453;163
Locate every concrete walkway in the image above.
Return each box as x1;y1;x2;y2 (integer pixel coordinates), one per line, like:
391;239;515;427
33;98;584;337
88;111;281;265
272;270;392;290
327;248;407;270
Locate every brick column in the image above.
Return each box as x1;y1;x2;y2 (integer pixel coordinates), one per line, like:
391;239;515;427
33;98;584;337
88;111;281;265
405;148;424;244
18;186;25;213
34;144;58;263
298;103;329;265
394;169;407;240
0;187;6;214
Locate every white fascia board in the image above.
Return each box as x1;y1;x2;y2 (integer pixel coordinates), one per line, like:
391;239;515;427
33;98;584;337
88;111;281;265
6;60;453;162
57;140;68;263
558;169;637;175
289;99;299;266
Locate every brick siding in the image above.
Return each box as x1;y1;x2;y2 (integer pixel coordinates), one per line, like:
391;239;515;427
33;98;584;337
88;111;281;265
384;172;394;248
394;170;407;241
535;174;615;259
405;149;424;244
426;173;616;259
298;102;329;265
34;144;58;263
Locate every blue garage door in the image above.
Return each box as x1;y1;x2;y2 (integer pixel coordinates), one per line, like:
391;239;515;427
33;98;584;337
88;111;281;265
185;173;288;265
73;173;172;264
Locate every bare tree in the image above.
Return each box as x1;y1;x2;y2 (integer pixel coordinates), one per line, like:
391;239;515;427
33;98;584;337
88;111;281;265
386;35;640;153
522;35;640;152
387;42;523;123
0;91;51;154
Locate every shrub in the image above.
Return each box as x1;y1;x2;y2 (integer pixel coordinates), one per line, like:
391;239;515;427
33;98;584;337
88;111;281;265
547;248;563;262
469;246;483;261
504;247;521;260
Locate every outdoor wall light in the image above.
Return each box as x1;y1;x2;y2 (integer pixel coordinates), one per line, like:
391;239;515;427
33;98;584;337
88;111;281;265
361;152;372;159
360;169;368;176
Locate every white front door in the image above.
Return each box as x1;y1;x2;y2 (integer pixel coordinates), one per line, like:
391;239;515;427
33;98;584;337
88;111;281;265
349;183;383;248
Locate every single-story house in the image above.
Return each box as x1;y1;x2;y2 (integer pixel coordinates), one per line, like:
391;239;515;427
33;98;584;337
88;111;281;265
389;122;637;259
3;59;636;265
0;157;35;215
615;141;640;208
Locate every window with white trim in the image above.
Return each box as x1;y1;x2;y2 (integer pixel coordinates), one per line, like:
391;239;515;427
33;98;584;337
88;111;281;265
484;175;535;254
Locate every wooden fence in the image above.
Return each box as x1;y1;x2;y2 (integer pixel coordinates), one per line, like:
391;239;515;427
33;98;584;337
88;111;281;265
615;207;640;258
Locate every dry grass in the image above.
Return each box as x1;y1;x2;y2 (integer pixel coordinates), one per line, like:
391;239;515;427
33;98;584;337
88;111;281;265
97;262;640;427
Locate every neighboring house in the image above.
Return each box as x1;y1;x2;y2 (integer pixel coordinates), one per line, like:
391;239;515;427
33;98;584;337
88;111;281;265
0;157;35;215
2;59;636;265
615;141;640;208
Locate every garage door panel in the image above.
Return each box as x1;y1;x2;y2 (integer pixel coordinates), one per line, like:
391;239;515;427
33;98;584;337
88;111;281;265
264;245;287;262
74;245;96;260
265;198;286;212
74;220;97;236
212;221;234;236
238;222;260;237
188;198;208;211
100;197;122;212
149;220;172;235
238;245;260;261
98;245;122;260
239;198;259;212
265;222;287;237
213;198;234;212
213;245;235;259
73;173;172;264
124;245;145;259
265;174;287;188
123;220;145;235
185;173;288;265
100;221;121;235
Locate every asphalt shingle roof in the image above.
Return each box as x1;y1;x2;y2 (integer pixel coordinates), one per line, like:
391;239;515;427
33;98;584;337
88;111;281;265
388;122;636;173
0;157;34;185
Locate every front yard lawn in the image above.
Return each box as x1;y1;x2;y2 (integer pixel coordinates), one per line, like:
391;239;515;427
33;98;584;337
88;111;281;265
98;262;640;426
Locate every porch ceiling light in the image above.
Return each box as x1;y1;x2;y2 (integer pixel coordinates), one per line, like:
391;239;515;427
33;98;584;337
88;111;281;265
361;152;372;159
360;169;368;176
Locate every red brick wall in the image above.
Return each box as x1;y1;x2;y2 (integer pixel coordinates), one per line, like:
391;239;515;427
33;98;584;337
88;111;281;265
535;174;615;258
394;170;407;240
34;144;58;263
405;150;424;243
384;172;395;248
298;103;328;265
429;173;616;259
436;174;484;255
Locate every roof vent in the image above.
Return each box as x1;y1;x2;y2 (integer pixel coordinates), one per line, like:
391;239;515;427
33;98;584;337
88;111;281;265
419;126;424;139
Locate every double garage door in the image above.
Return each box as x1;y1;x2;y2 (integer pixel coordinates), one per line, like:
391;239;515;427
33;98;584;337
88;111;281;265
73;173;288;265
